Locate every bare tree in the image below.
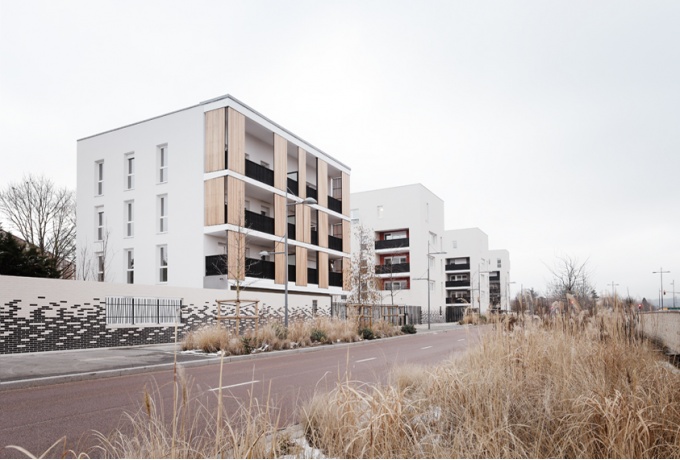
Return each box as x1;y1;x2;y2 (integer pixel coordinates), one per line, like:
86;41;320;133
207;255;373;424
546;255;596;313
76;228;112;281
0;174;75;278
348;224;382;305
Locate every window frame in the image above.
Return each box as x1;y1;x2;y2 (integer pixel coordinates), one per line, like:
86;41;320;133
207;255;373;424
95;160;104;196
158;145;168;183
125;153;135;190
125;249;134;284
158;245;168;283
158;195;168;233
125;200;134;237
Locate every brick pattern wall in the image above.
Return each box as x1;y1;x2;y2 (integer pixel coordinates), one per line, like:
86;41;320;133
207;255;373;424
0;276;330;354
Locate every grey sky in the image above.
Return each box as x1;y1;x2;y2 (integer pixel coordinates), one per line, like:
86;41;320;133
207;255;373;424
1;0;678;301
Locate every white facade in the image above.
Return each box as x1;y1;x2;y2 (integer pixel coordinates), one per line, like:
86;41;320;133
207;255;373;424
351;185;511;317
77;95;351;306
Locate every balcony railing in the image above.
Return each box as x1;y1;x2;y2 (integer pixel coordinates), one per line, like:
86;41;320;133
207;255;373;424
329;271;343;287
328;235;343;251
287;177;298;196
205;254;228;276
375;238;409;250
446;280;470;288
245;257;275;280
311;230;318;245
306;185;317;200
245;209;275;235
245;159;274;186
327;196;342;213
445;262;470;271
307;268;318;284
446;296;471;304
288;223;296;239
288;265;296;283
375;262;410;274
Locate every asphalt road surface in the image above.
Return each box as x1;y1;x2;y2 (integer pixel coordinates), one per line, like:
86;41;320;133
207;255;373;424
0;327;483;458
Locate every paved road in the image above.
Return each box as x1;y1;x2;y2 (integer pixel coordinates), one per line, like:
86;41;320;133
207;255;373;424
0;325;484;458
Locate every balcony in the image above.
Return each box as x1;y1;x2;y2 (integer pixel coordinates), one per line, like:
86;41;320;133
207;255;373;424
445;262;470;271
288;223;296;240
375;262;410;274
329;271;343;287
446;280;470;288
287;176;298;196
307;267;318;284
328;196;342;213
446;296;470;304
328;235;343;251
375;238;409;250
205;254;228;276
245;209;275;235
245;257;275;280
245;159;274;186
311;230;318;245
288;264;296;283
306;185;317;200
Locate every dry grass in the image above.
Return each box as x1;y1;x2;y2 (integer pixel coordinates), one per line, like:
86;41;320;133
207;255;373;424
301;311;680;458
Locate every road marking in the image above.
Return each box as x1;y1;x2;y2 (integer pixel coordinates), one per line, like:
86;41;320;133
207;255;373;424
420;346;433;350
210;380;260;391
355;357;376;363
458;339;465;342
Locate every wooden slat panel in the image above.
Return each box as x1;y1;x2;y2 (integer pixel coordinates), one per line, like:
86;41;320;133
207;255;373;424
273;134;287;191
303;205;311;243
342;257;351;291
341;171;350;216
317;159;328;208
204;177;225;226
227;231;245;281
296;247;308;286
318;211;328;248
227;177;245;226
274;241;285;284
227;108;245;175
318;251;329;289
274;194;286;237
297;148;306;198
342;220;350;253
205;109;225;173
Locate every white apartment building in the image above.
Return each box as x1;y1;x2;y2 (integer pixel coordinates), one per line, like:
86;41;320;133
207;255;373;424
351;184;510;318
76;95;351;305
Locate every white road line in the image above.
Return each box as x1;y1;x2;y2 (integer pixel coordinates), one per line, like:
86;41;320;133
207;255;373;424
458;338;465;342
210;380;260;391
355;357;376;363
420;346;433;350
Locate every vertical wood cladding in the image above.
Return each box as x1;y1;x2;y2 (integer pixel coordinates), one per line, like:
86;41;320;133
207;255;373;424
317;160;328;208
295;204;311;243
318;211;329;248
342;220;351;253
227;107;245;175
274;241;285;284
273;134;287;191
227;230;245;281
341;171;350;216
226;177;245;226
297;148;306;199
318;251;329;288
296;247;308;286
205;108;225;172
204;177;225;226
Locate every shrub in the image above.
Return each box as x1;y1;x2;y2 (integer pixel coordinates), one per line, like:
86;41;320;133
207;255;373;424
358;327;374;340
401;324;417;334
310;328;328;344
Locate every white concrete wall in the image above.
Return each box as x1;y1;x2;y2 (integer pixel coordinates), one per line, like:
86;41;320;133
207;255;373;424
77;105;205;288
638;311;680;354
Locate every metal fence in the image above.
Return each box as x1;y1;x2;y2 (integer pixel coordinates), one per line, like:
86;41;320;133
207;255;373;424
105;296;182;325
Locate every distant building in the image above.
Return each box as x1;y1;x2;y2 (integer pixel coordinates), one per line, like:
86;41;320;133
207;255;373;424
350;184;510;318
76;95;351;304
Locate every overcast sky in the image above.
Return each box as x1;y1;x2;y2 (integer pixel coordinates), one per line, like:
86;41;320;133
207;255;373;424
1;0;678;302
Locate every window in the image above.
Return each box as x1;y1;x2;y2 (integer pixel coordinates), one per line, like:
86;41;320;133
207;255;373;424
159;245;168;282
244;200;251;211
332;222;342;238
260;160;270;169
125;201;134;237
260;205;270;217
497;258;502;268
158;145;168;183
384;255;407;265
350;208;360;221
125;249;134;284
96;252;104;282
158;195;168;233
96;207;104;241
95;161;104;195
331;177;342;199
452;240;457;249
384;280;407;291
385;231;407;240
125;153;134;190
377;205;384;218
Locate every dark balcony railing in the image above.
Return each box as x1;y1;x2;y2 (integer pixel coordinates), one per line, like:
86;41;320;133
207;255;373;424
446;280;470;288
245;159;274;186
375;262;410;274
245;209;275;235
327;196;342;213
245;257;275;280
287;177;298;196
328;235;343;251
307;268;318;284
311;230;318;245
329;271;343;287
375;238;409;250
306;185;317;200
445;262;471;271
446;296;470;304
288;265;296;283
288;223;296;239
205;254;228;276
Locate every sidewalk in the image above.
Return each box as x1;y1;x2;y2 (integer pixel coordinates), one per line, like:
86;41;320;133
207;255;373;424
0;322;462;390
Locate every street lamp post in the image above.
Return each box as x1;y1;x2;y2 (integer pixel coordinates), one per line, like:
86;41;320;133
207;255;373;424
260;192;316;328
653;268;670;310
415;243;446;330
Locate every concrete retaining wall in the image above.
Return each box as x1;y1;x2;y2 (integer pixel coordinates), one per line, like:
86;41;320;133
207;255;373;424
638;311;680;355
0;275;331;354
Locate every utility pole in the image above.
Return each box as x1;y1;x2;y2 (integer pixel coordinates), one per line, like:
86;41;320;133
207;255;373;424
609;281;619;309
653;268;670;310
